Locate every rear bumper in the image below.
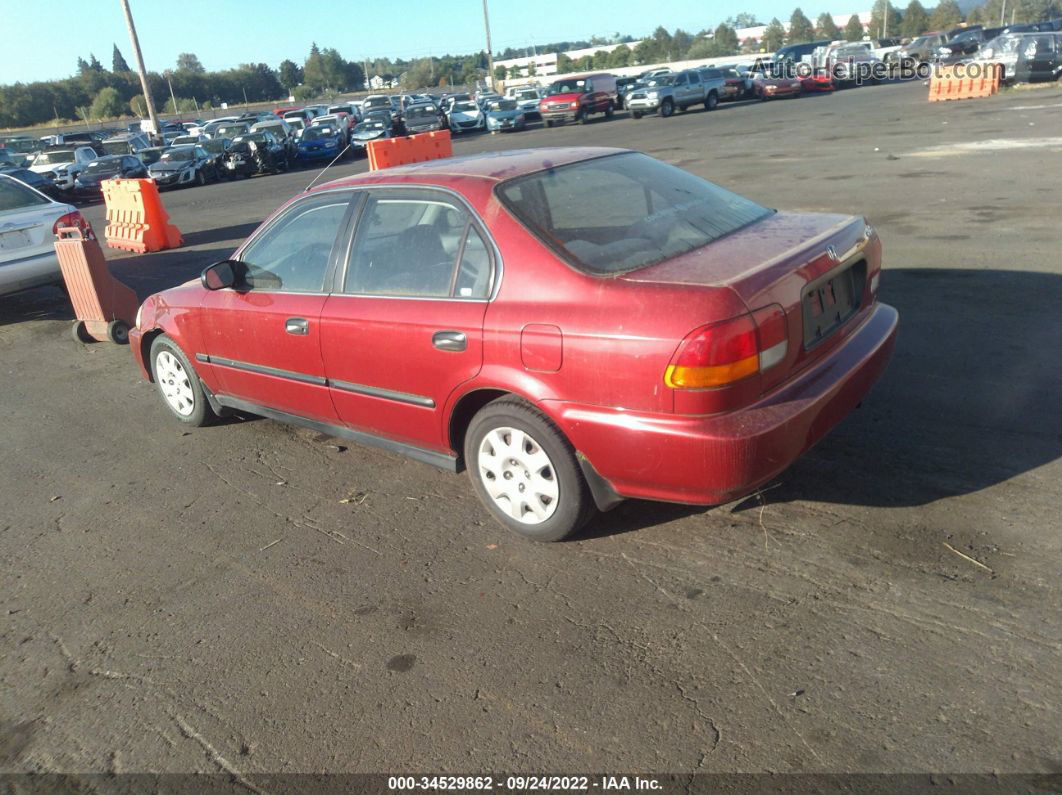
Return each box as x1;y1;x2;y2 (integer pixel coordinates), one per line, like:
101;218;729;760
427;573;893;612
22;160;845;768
548;302;898;505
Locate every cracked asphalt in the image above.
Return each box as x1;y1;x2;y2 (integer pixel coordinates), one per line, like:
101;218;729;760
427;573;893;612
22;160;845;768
1;80;1060;780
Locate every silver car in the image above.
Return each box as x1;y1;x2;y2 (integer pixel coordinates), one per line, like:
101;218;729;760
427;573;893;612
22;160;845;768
0;174;83;297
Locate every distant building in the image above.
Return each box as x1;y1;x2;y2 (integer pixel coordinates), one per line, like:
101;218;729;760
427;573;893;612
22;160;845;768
494;40;644;79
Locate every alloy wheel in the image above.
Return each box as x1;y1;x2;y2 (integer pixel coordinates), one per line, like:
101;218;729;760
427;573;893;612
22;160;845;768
155;350;195;416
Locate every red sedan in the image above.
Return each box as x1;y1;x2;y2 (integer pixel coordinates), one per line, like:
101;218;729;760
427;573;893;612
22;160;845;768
131;148;897;541
752;73;804;100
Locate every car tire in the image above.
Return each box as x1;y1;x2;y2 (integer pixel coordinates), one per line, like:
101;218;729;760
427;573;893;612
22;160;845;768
464;398;596;542
576;109;588;124
545;120;554;128
659;98;674;117
631;111;643;119
106;320;130;345
604;101;614;118
150;334;217;427
196;169;206;187
706;91;718;111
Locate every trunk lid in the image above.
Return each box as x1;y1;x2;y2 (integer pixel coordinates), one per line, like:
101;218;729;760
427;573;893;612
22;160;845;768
621;211;877;390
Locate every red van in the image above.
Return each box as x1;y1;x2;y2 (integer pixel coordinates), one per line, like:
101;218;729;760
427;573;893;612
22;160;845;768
539;73;617;126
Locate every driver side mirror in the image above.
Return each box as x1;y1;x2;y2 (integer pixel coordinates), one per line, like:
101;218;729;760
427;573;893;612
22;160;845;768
201;259;239;291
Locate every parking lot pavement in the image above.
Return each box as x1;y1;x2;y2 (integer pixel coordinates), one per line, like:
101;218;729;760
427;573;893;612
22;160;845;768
1;81;1060;776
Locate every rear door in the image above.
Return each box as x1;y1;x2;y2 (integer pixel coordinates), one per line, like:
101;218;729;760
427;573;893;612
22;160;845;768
199;189;357;421
318;188;494;452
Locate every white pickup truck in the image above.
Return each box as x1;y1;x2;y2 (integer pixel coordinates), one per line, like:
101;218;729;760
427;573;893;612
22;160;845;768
28;146;98;192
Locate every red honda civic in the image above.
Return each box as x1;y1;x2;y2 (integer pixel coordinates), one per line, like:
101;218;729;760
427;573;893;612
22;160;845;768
130;147;897;541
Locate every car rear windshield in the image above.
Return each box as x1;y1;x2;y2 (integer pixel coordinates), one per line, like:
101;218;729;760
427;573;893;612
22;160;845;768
302;127;335;140
0;176;49;210
496;152;773;275
84;159;122;173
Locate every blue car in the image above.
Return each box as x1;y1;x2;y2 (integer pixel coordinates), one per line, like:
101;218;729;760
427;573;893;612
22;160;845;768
295;124;343;163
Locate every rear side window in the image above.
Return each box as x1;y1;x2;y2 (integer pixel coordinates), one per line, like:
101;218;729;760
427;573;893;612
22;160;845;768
497;152;772;275
0;176;49;210
343;193;491;298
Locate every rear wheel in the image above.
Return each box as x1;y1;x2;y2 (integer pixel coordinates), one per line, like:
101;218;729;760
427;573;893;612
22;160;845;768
631;111;643;119
604;101;614;118
576;109;588;124
545;120;554;128
659;98;674;117
150;335;217;427
705;91;718;111
464;398;596;542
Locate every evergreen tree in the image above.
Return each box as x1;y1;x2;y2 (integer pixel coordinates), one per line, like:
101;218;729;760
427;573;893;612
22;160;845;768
788;8;816;42
817;12;842;38
929;0;963;29
763;18;787;50
112;45;130;72
844;14;866;40
901;0;931;36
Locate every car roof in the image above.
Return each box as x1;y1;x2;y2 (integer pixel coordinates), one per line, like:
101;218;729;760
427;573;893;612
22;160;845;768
320;147;628;189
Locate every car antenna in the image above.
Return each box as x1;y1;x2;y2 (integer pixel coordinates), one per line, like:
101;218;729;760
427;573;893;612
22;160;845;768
303;142;353;192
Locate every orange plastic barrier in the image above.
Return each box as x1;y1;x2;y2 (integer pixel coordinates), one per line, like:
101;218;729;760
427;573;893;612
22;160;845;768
367;130;453;171
929;63;1002;102
54;227;140;344
101;178;183;253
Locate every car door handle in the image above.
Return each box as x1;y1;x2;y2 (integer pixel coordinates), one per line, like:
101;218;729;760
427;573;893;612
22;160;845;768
285;318;309;335
432;331;466;352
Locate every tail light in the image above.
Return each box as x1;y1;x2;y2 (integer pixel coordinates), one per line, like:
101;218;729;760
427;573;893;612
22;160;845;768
665;304;788;390
52;211;93;238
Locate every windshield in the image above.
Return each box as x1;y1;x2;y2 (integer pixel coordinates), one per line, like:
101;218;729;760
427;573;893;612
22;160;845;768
516;90;538;100
160;147;195;162
287;119;305;130
911;36;934;47
84;159;122;174
489;100;518;111
101;142;130;155
302;127;336;140
216;125;247;138
140;148;163;165
203;139;228;153
643;76;674;87
354;121;386;133
365;97;391;109
548;79;588;95
406;106;437;119
453;101;478;112
234;134;267;145
33;150;75;165
497;152;773;275
984;34;1024;53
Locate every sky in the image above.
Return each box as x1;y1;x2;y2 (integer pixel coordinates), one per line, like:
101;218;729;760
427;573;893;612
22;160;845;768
1;0;867;84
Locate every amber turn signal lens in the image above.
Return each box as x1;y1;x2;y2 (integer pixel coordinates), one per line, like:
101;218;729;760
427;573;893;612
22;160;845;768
664;355;760;389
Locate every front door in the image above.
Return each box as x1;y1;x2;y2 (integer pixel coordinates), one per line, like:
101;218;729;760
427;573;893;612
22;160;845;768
319;189;494;452
200;189;356;421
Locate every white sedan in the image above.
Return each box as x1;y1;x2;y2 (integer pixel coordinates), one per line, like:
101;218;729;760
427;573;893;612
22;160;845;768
0;174;88;297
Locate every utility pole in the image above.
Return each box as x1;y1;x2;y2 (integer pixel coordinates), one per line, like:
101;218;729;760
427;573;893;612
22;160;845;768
119;0;161;139
166;73;178;116
482;0;495;89
999;0;1006;25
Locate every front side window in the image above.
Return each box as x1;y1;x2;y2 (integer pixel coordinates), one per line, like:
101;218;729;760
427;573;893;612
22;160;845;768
343;193;491;299
497;152;772;275
237;193;352;292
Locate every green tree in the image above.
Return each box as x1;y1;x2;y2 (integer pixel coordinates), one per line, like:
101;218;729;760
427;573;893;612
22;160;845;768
278;59;302;91
788;8;816;42
575;55;593;70
129;94;146;116
929;0;963;28
112;44;130;72
763;18;787;50
494;65;507;84
965;5;985;24
88;53;103;72
714;23;740;53
817;12;842;38
672;28;695;56
89;86;124;118
726;13;761;27
633;39;658;64
844;14;865;40
608;44;632;66
176;52;205;74
651;25;674;59
591;49;611;69
556;53;575;72
901;0;931;36
870;0;902;37
76;56;90;74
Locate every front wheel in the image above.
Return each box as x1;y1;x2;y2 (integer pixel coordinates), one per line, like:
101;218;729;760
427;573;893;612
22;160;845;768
150;335;217;427
576;109;588;125
604;101;614;118
631;111;643;119
465;398;596;542
705;92;718;111
659;98;674;117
